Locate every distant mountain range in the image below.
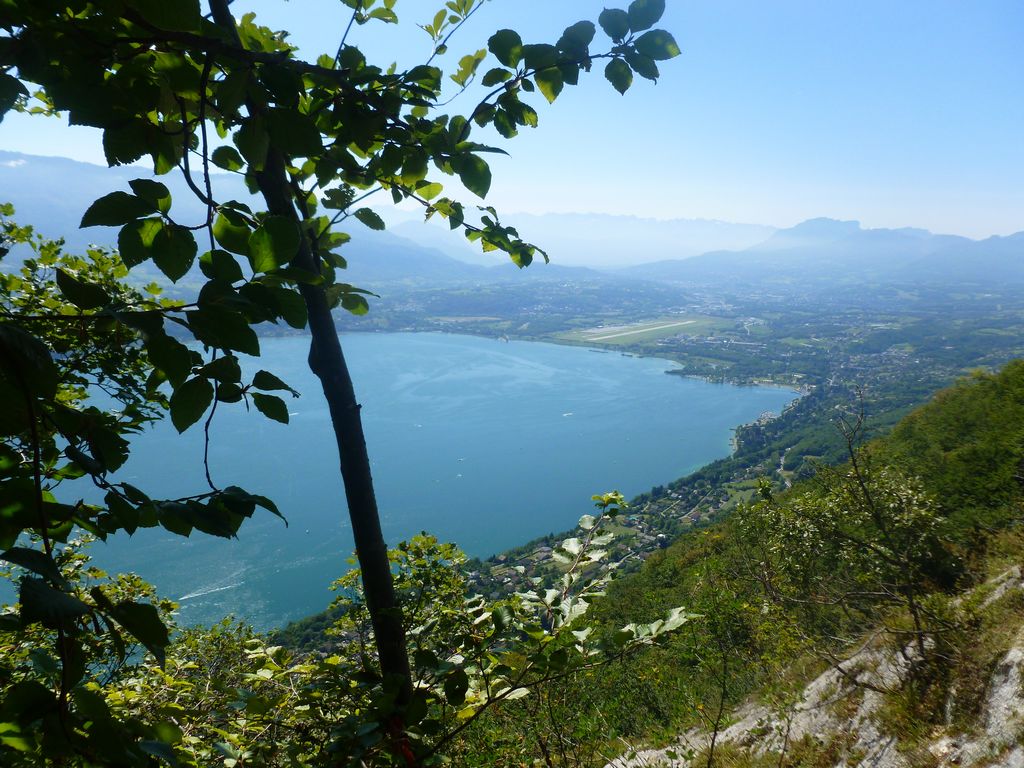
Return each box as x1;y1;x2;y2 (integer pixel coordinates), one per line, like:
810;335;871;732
2;151;1022;291
0;151;612;288
624;217;1024;288
386;211;776;269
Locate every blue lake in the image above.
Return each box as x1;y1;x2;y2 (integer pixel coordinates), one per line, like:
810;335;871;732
89;332;797;629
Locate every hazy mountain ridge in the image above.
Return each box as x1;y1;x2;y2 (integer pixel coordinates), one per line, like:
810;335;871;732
475;211;777;268
626;216;1024;287
0;151;771;281
4;152;1023;291
0;151;618;287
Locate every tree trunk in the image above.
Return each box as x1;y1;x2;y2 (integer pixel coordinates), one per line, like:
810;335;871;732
208;0;413;709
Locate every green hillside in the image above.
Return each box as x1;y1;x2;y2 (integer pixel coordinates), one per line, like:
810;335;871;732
555;360;1024;765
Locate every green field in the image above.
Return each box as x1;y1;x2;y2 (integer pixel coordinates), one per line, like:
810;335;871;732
556;316;730;345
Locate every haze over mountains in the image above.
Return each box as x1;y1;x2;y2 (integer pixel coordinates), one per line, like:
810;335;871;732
626;217;1024;287
2;151;1022;290
384;209;776;269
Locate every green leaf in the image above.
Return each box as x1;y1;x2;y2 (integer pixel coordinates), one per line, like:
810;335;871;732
561;537;582;556
443;668;469;706
252;393;288;424
604;59;633;95
146;333;193;388
105;492;141;535
634;29;681;61
201;355;241;384
186;307;260;356
493;109;517;138
487;29;522;67
624;50;660;81
659;606;695;633
340;293;369;315
151;224;198;282
599;8;630;40
368;7;398;22
0;722;32;752
249;216;301;272
2;681;57;723
19;577;90;628
354;208;386;231
260;65;302;109
139;740;179;767
128;179;172;215
0;323;58;402
627;0;665;32
80;191;156;228
416;181;444;200
492;604;515;631
1;548;66;587
102;123;149;167
154;502;193;537
126;0;201;31
199;249;244;283
55;269;110;310
0;72;29;118
322;187;356;211
522;43;558;71
271;287;308;329
401;151;429;186
481;67;513;87
557;21;596;53
169;376;213;433
452;155;491;198
216;383;243;403
107;600;170;666
265;108;322;158
234;118;269;170
534;67;564;104
221;486;284;522
213;210;252;256
211;146;245;172
118;217;164;267
253;370;298;395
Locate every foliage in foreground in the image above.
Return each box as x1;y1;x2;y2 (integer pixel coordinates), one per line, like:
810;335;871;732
0;217;694;762
0;496;693;766
1;0;681;764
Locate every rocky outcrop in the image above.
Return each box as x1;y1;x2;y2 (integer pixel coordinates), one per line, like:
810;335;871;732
608;568;1024;768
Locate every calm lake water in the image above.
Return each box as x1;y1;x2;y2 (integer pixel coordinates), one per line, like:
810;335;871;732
88;332;796;629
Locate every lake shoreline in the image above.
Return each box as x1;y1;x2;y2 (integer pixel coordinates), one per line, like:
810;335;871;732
92;329;797;630
251;328;802;632
258;323;806;400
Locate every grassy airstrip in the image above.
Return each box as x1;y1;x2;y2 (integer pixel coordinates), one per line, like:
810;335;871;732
557;315;732;345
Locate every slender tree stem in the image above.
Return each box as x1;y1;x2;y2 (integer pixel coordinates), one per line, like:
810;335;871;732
207;0;413;714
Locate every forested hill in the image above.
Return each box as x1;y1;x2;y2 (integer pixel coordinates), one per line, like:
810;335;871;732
575;359;1024;767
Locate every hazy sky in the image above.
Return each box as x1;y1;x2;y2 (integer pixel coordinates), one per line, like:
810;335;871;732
1;1;1021;237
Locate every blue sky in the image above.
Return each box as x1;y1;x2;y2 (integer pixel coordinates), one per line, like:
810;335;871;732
1;0;1021;237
